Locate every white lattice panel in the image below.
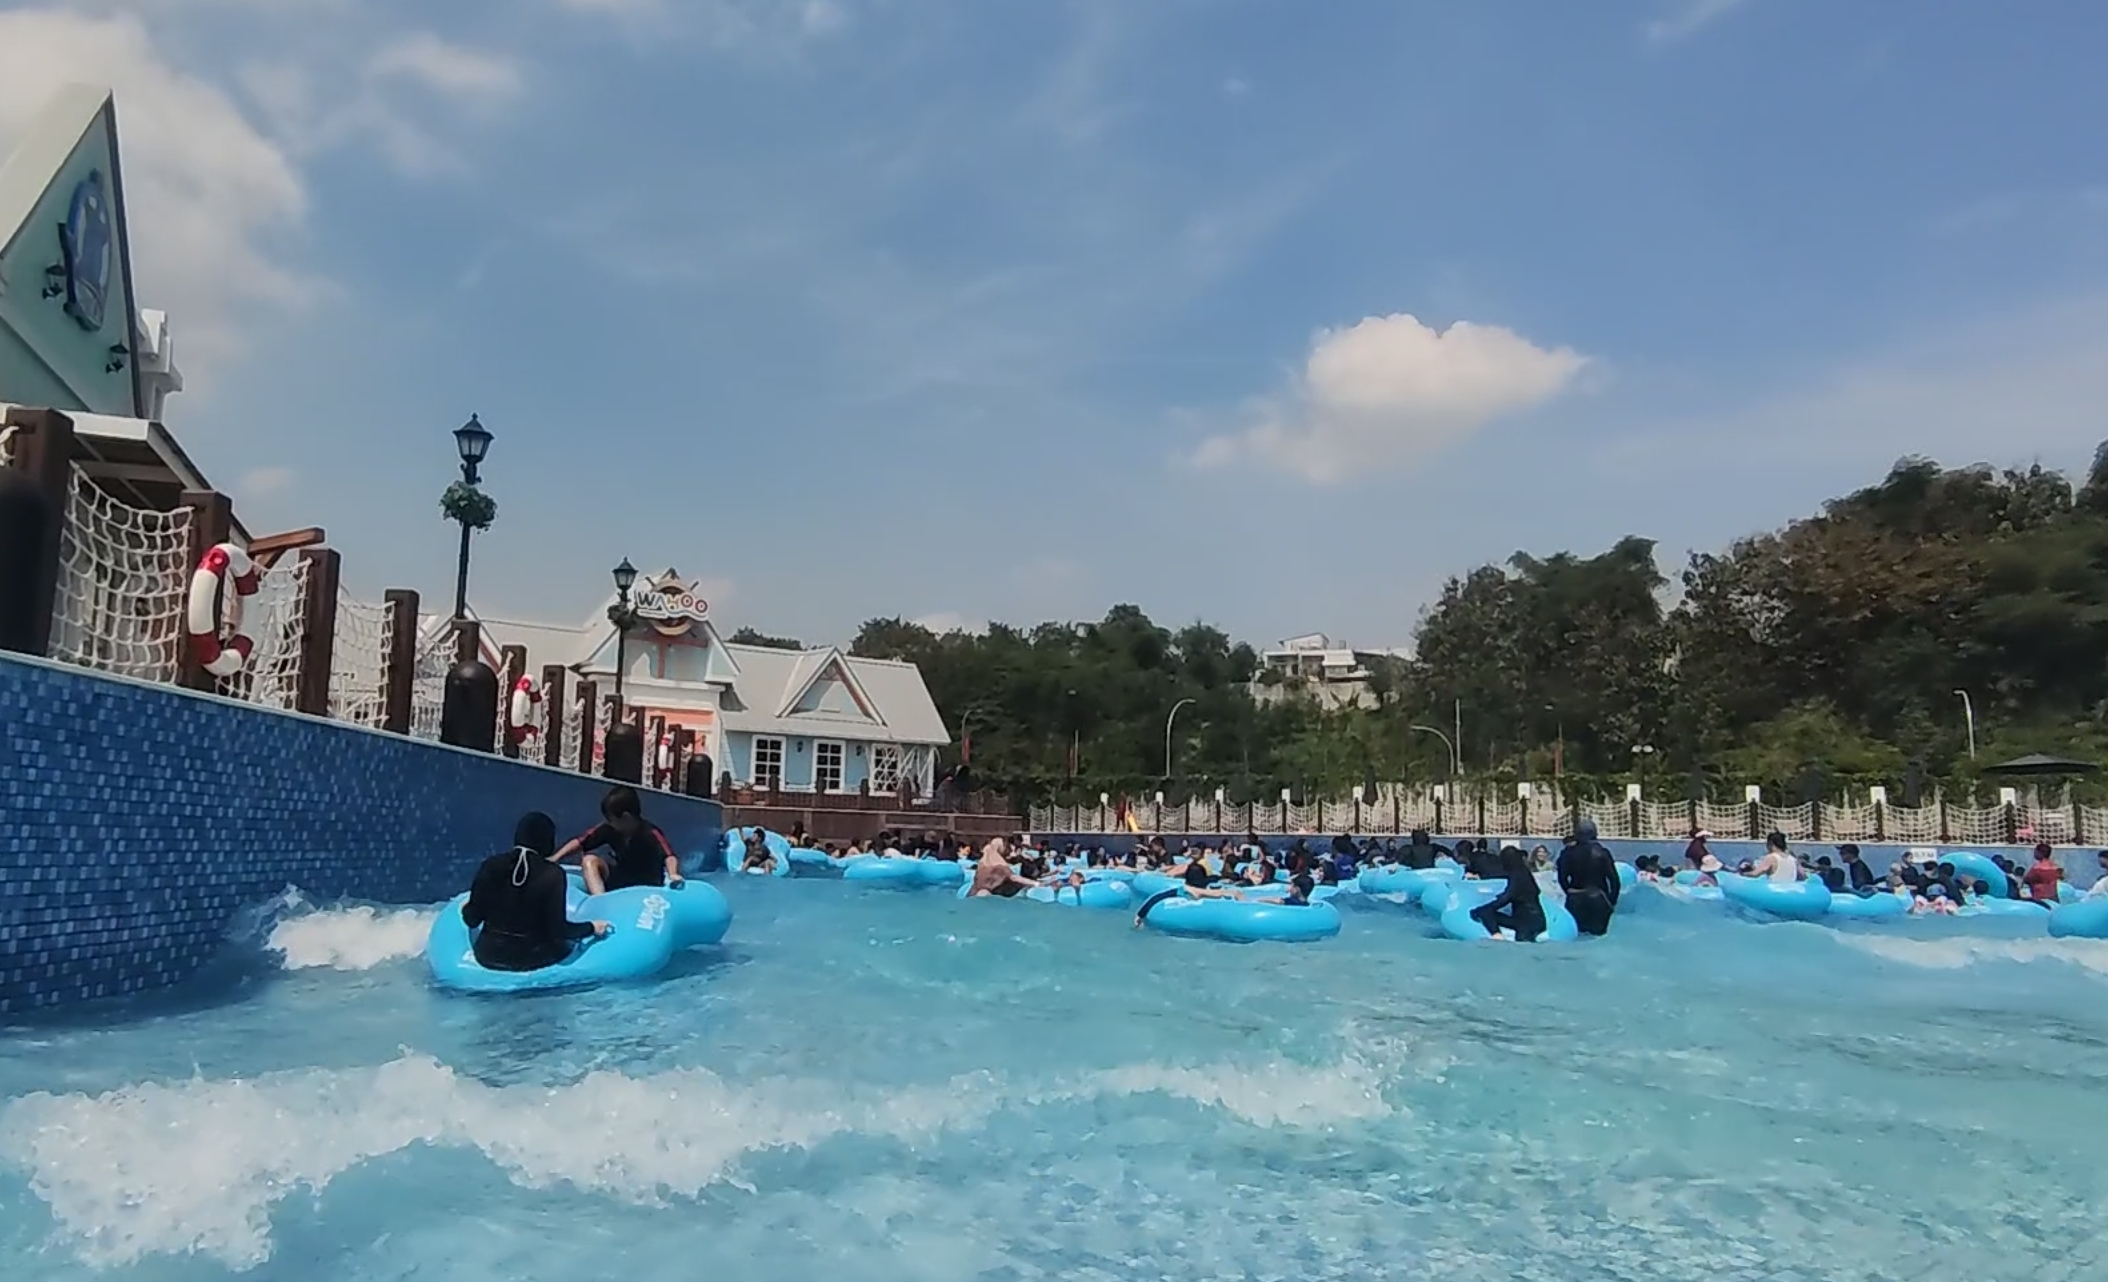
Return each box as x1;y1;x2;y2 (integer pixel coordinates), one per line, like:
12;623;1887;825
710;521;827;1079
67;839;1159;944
328;589;388;727
2018;805;2074;844
214;555;307;711
1825;805;1877;842
1695;802;1748;838
1946;806;2008;847
1883;805;1941;844
409;621;454;742
48;470;193;685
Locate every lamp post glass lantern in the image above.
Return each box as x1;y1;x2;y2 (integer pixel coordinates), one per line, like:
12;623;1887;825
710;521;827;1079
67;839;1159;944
609;558;639;702
449;414;493;620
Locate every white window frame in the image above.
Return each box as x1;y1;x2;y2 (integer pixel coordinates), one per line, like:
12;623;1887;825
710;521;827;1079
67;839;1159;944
814;739;846;794
752;735;785;790
870;743;903;794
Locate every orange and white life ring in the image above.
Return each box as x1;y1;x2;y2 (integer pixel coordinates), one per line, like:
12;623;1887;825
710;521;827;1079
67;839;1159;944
186;542;260;677
507;676;541;744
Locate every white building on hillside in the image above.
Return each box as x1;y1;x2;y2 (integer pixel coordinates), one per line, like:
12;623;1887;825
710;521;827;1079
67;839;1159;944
1252;633;1413;709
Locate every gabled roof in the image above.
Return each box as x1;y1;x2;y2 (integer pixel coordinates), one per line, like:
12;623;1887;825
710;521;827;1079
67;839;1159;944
774;645;882;723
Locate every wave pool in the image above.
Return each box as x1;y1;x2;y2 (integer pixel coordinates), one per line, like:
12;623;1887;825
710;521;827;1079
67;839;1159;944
3;880;2106;1281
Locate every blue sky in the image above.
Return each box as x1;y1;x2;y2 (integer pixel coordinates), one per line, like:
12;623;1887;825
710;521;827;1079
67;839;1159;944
5;0;2107;649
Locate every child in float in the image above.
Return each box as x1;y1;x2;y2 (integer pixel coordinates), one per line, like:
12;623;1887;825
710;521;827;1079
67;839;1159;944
740;830;778;874
461;812;609;972
1281;872;1318;906
557;785;685;894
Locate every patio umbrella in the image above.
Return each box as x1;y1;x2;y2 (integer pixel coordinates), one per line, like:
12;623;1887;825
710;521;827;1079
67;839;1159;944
1982;752;2100;777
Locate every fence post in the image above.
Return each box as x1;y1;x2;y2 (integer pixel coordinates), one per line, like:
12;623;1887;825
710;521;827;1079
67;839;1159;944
0;407;74;657
647;714;667;787
1433;793;1445;835
2002;799;2018;845
540;664;568;767
1873;797;1886;843
498;644;527;759
574;680;599;773
1746;795;1760;841
1476;791;1487;839
381;589;419;733
1938;795;1951;844
293;547;340;717
177;490;233;692
1628;795;1641;840
1687;798;1698;837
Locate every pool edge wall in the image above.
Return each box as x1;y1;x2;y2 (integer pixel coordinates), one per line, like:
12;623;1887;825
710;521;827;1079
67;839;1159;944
0;650;723;1014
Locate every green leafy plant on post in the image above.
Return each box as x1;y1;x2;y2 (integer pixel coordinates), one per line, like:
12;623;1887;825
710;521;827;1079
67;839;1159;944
440;481;497;531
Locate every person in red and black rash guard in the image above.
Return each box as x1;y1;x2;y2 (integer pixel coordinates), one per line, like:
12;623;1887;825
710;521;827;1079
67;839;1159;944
554;785;685;894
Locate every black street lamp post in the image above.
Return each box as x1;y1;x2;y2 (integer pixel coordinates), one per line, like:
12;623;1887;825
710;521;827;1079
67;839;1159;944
608;557;639;704
449;414;493;620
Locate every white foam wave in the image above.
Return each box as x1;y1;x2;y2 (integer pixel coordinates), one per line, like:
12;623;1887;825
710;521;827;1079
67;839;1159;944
0;1050;1392;1270
266;904;437;971
1838;935;2108;974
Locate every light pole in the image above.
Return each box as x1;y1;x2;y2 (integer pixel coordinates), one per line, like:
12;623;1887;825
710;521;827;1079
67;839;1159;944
1630;743;1657;796
608;557;638;704
1410;724;1459;779
1953;689;1976;759
448;414;493;619
1164;697;1197;780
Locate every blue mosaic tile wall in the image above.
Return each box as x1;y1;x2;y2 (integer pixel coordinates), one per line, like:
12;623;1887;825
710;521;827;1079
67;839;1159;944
0;652;723;1014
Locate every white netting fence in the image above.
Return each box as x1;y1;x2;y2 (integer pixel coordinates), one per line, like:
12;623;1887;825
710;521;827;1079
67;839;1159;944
213;555;308;711
47;470;194;684
408;621;455;741
1945;805;2009;847
328;590;390;728
1696;801;1750;836
1884;803;1942;844
558;685;587;772
592;696;614;774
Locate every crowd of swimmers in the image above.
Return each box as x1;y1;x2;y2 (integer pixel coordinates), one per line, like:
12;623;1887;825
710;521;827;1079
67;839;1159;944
1639;831;2108;913
461;789;2108;974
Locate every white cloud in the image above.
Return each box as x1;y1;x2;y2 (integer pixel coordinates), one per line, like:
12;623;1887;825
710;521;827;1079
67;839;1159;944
911;611;984;635
1190;313;1587;485
238;464;295;498
1644;0;1752;45
0;10;312;370
367;33;522;108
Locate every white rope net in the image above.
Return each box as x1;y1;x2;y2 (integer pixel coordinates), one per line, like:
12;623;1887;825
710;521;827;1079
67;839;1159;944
591;695;614;774
47;471;194;684
408;621;455;741
328;589;390;728
558;685;587;772
1026;789;2096;848
213;555;308;711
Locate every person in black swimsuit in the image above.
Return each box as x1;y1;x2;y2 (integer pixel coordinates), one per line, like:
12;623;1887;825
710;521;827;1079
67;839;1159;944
1556;817;1621;936
1470;844;1547;942
460;812;609;972
1134;854;1238;926
555;786;685;894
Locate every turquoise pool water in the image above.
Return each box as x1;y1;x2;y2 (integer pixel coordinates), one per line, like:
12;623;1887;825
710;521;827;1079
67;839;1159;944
3;879;2106;1281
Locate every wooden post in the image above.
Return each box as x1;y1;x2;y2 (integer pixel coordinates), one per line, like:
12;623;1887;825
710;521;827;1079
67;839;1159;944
539;664;568;767
498;644;527;759
177;490;233;692
381;589;419;734
574;680;599;773
671;726;695;793
293;547;340;717
647;714;667;787
0;408;75;657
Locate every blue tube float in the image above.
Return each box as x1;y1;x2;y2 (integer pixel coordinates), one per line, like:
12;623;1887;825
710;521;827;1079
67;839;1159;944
1943;851;2011;896
721;827;799;877
2047;897;2108;938
426;880;731;993
1718;874;1833;921
1137;896;1342;943
841;855;966;887
1357;866;1457;899
1434;879;1579;943
1615;862;1639;892
1030;880;1134;909
1826;888;1911;920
